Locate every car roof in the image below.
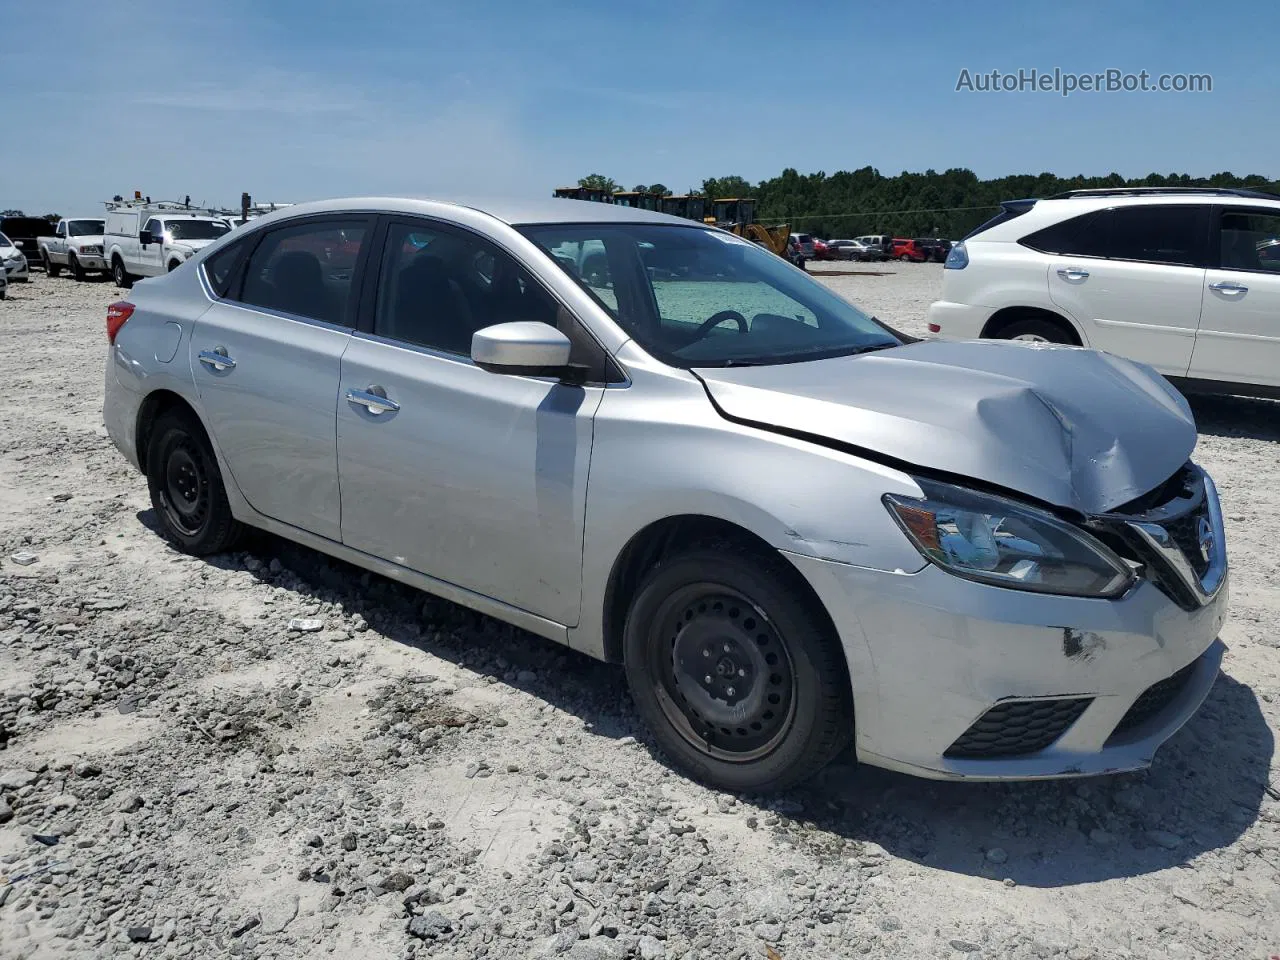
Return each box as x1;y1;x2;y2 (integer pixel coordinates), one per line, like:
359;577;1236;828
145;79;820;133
247;196;693;227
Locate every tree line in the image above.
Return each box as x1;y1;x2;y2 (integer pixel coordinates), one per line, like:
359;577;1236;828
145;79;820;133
577;169;1279;239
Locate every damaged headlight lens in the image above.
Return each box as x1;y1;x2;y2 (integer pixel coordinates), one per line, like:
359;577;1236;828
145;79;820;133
884;479;1133;598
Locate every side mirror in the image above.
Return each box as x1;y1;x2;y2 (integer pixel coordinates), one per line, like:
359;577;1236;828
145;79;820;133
471;322;581;383
139;230;154;246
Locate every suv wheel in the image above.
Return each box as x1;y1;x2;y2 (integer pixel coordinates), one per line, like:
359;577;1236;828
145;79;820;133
146;410;243;555
996;316;1075;344
623;543;852;793
44;254;62;278
112;258;133;289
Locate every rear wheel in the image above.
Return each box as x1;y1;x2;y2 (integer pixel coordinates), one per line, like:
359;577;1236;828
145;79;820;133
112;258;133;289
623;544;852;793
68;254;85;281
898;253;911;262
44;254;62;278
995;316;1075;344
145;410;243;555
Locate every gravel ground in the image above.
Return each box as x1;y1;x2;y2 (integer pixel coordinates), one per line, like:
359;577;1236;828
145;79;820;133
1;266;1278;960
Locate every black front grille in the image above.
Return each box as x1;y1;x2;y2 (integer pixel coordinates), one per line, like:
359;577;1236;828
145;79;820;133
1164;505;1212;578
945;697;1092;759
1109;660;1197;739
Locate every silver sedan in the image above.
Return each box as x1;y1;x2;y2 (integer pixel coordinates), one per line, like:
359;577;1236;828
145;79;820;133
102;197;1228;792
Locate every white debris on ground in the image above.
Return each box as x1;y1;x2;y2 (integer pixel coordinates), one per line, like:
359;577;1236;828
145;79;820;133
0;266;1277;960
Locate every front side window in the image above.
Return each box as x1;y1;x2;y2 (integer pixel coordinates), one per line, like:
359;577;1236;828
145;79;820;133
167;219;230;241
239;220;368;325
143;218;163;239
1219;210;1280;273
374;222;559;355
521;224;899;368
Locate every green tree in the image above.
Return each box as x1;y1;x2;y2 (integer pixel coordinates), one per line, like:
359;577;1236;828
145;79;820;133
702;176;754;199
578;174;620;193
646;184;672;197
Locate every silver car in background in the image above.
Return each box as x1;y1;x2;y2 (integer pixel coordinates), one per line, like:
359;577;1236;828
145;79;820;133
102;197;1229;793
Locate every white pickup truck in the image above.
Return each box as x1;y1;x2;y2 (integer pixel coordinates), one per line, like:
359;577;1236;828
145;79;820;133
104;206;232;288
38;218;108;280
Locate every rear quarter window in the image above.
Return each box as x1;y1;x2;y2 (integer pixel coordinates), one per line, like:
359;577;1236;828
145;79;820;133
203;237;252;298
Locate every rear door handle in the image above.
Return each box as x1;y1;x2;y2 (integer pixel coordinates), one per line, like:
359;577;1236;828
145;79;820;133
1056;267;1090;281
346;386;400;415
1208;280;1248;295
197;348;236;371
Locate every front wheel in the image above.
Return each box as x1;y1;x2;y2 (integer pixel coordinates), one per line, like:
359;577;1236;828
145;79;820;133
623;544;853;793
995;316;1075;344
112;259;133;289
146;410;243;555
44;254;62;278
69;254;85;281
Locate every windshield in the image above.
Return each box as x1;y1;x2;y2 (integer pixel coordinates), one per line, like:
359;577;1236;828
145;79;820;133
520;224;899;368
68;219;104;237
0;233;10;247
165;219;230;241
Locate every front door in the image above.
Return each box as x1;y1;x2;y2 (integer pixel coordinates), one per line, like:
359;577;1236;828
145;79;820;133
1044;203;1209;377
336;218;604;625
1189;206;1280;390
139;218;166;276
190;216;372;541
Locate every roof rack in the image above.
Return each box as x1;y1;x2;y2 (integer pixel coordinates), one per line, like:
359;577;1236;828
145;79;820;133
1050;186;1279;201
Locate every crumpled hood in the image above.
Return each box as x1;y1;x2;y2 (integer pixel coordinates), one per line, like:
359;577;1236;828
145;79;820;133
695;340;1197;515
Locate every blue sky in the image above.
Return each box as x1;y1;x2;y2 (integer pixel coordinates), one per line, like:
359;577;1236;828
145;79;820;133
1;0;1275;216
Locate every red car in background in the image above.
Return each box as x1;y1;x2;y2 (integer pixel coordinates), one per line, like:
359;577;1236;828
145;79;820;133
890;238;928;262
812;239;829;261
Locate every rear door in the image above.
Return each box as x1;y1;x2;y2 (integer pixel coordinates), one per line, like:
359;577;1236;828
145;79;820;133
335;217;607;625
190;216;372;541
1038;204;1210;377
1188;206;1280;389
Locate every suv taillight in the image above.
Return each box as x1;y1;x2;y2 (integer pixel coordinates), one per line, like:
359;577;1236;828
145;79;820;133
106;301;135;343
943;242;969;270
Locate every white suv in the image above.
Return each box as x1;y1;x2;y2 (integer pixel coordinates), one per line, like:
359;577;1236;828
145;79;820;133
928;187;1280;398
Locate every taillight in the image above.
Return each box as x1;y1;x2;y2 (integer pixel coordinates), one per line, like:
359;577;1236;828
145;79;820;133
106;302;135;344
928;323;941;333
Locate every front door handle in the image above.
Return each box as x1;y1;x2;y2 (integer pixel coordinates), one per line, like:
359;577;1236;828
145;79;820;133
1056;267;1090;282
1208;280;1248;295
197;347;236;371
346;385;400;415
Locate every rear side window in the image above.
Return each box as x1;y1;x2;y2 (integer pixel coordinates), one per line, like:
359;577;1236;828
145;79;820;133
203;237;251;298
1218;209;1280;274
239;219;368;326
1022;205;1206;266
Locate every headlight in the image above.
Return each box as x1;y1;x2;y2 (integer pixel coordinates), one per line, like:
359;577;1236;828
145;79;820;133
884;479;1134;597
81;245;103;255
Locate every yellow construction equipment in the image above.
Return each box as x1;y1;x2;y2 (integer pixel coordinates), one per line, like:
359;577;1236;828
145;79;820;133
707;198;791;257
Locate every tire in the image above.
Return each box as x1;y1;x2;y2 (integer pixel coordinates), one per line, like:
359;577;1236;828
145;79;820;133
622;543;853;793
145;410;243;555
44;254;62;278
112;258;133;289
68;254;85;281
995;316;1075;344
898;254;911;262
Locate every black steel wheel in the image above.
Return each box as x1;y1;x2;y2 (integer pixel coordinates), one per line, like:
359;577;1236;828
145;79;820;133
146;410;242;554
623;543;853;793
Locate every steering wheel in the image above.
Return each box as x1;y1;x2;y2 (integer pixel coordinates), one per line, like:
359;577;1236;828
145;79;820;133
691;309;749;340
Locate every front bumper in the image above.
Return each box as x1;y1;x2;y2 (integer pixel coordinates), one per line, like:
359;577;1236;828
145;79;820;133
4;259;29;281
787;554;1228;781
72;251;108;269
926;299;993;338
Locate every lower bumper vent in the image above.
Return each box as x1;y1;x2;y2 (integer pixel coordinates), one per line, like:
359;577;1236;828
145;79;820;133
945;697;1092;759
